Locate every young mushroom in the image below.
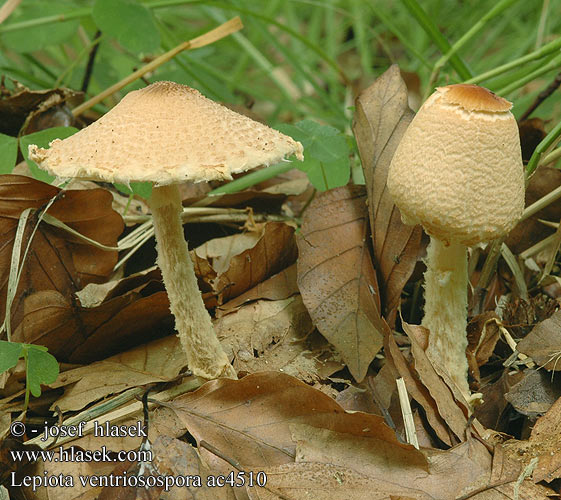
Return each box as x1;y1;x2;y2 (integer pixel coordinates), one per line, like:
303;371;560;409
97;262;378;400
29;81;303;380
387;84;524;398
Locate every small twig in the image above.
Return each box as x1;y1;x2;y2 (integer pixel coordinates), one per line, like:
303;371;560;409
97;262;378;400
519;70;561;122
81;29;102;93
72;17;243;117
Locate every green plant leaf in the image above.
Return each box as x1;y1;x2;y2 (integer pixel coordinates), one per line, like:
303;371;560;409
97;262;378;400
26;346;59;397
114;182;153;199
93;0;160;54
278;120;348;162
0;133;18;174
0;340;24;373
19;126;79;183
276;120;350;191
0;1;80;53
298;157;350;192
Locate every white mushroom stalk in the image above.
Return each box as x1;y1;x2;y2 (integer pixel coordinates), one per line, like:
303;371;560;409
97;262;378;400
387;84;525;399
28;81;303;380
422;238;468;393
150;184;235;378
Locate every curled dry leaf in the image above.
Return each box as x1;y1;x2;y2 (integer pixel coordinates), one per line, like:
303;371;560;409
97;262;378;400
12;281;171;364
517;309;561;370
0;85;81;136
217;264;299;317
353;64;423;324
466;312;501;386
382;327;453;446
193;222;297;305
0;175;123;343
400;323;470;442
297;184;384;382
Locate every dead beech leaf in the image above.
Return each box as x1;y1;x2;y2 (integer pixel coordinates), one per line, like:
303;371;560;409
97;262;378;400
353;64;423;323
152;436;224;500
297;185;384;382
383;328;453;446
0;84;81;136
216;296;341;381
48;335;185;412
152;372;420;474
246;462;432;500
466;312;501;386
291;424;501;500
217;264;298;317
504;369;561;417
527;395;561;482
517;309;561;370
402;322;471;441
193;222;297;305
13;283;171;364
0;175;123;335
499;397;561;489
291;424;428;488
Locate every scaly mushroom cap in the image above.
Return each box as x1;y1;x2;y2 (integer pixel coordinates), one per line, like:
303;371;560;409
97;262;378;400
28;81;304;185
387;84;524;246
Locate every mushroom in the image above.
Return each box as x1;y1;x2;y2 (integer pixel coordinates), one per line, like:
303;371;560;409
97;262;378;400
386;84;524;397
29;81;303;379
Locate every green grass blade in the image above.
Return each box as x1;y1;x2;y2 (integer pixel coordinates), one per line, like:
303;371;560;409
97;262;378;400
400;0;472;79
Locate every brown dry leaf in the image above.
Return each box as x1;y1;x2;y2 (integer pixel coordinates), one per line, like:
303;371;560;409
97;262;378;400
0;84;81;136
353;64;423;323
193;222;297;305
517;309;561;370
497;397;561;490
479;443;554;499
216;295;341;380
246;462;432;500
473;371;524;431
297;185;384;382
151;372;422;474
217;264;299;317
290;421;498;499
0;175;123;340
13;281;171;364
18;451;116;500
48;335;185;412
402;322;472;441
504;369;561;417
466;312;501;386
382;327;454;446
527;395;561;482
152;436;226;500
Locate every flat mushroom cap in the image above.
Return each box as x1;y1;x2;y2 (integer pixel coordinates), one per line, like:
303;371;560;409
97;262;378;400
387;84;525;246
28;81;304;185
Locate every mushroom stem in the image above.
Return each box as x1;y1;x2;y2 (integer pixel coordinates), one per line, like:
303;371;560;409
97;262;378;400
149;184;236;379
422;237;469;396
